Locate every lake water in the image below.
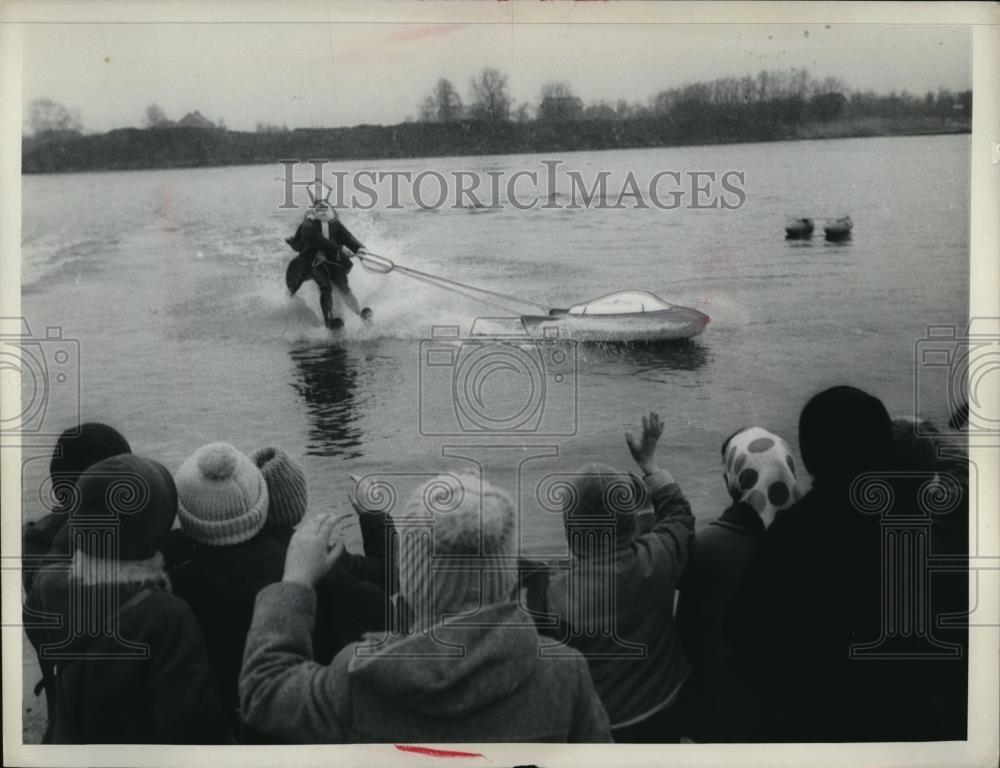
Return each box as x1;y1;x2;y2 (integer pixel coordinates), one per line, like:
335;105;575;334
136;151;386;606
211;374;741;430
19;134;969;555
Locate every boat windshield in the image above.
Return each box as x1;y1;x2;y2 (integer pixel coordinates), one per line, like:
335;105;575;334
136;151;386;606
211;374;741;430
567;291;673;315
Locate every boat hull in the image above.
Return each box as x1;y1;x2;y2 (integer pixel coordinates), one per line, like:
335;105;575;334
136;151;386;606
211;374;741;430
824;226;852;241
785;218;815;239
520;306;710;342
824;217;853;241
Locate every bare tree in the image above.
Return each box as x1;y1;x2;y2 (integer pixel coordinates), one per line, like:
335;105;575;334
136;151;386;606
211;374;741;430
583;101;617;120
812;75;848;97
788;67;811;99
256;122;289;133
26;98;82;136
468;67;510;123
511;102;533;123
418;78;463;122
537;81;584;121
144;104;173;129
418;95;437;123
540;81;573;100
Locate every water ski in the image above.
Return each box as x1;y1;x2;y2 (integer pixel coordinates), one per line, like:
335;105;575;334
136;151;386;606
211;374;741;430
324;308;372;332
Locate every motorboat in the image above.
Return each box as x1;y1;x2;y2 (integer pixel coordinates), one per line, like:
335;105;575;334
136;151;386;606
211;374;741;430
354;252;710;343
520;291;710;342
785;217;815;239
824;216;853;241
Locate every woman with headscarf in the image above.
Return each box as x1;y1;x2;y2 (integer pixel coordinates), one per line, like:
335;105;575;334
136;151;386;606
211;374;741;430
675;426;802;741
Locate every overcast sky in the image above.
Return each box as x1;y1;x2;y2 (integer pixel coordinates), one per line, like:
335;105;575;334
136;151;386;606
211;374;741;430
23;21;970;132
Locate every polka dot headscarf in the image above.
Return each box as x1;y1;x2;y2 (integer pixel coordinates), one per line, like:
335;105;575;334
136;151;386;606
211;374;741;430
723;426;803;528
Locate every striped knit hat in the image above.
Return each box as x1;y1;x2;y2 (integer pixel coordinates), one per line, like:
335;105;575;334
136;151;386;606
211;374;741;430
250;446;308;531
398;474;516;630
175;442;269;546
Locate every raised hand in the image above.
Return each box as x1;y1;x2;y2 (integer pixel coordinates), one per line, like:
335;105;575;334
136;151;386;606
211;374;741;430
625;412;664;475
348;474;389;517
282;513;345;588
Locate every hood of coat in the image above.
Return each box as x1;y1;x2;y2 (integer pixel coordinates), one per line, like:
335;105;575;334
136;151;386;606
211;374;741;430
346;602;541;718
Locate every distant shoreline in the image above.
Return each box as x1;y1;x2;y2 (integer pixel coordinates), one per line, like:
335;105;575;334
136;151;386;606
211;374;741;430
21;115;969;175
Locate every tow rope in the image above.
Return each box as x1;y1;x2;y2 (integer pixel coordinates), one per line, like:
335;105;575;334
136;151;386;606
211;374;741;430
355;251;555;316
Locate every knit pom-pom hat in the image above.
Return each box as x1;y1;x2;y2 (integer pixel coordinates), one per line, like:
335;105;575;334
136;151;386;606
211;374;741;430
175;442;269;546
397;473;516;629
250;446;308;531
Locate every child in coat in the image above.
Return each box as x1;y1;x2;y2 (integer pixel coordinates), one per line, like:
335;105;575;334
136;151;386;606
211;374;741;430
25;455;229;743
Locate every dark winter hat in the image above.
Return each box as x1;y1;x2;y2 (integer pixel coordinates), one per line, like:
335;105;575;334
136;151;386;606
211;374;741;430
798;385;892;484
73;455;178;561
561;462;647;556
49;423;132;505
251;446;308;530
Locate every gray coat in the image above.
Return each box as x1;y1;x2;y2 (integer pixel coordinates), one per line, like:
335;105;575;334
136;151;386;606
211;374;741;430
239;583;612;743
544;470;695;728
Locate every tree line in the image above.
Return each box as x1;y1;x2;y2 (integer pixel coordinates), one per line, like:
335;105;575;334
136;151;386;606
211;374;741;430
25;66;972;140
415;66;972;126
22;67;972;173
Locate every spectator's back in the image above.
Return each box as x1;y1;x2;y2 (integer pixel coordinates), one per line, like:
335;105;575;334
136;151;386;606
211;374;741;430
172;442;280;727
25;455;228;744
240;474;613;743
541;414;695;742
677;426;802;742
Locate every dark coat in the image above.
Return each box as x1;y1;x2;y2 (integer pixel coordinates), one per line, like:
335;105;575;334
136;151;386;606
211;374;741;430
25;563;229;744
169;534;286;720
22;512;70;592
256;510;397;664
312;509;398;663
262;507;397;590
728;480;968;742
285;219;364;295
675;502;765;742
